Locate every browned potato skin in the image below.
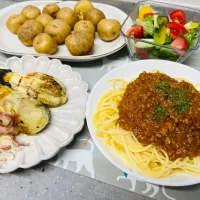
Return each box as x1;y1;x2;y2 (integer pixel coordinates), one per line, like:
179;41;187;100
42;4;60;18
6;14;27;34
65;31;94;56
56;7;78;29
84;8;105;30
36;14;54;27
74;0;94;20
21;5;41;20
74;20;95;38
97;19;121;41
33;33;58;55
17;20;44;46
45;19;71;45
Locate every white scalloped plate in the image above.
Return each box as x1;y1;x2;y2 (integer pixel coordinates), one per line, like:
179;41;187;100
0;1;130;62
0;55;88;173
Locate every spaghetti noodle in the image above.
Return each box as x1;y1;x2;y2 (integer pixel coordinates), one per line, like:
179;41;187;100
93;75;200;178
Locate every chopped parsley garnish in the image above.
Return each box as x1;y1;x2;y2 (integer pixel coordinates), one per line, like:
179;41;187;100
153;102;169;122
153;81;190;121
156;81;170;93
174;99;190;113
169;88;185;102
169;88;190;113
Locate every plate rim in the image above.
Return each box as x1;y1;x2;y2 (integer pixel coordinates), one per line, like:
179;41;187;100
86;59;200;187
0;55;89;173
0;44;126;62
0;0;128;62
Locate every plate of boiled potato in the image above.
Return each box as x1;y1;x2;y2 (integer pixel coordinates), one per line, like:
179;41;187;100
0;0;131;61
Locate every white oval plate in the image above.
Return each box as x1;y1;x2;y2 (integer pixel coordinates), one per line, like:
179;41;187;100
0;1;130;62
86;59;200;187
0;55;88;173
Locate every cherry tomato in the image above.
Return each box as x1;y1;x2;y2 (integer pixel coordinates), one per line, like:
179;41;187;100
170;29;180;40
143;13;155;18
167;22;188;34
135;48;149;59
170;9;186;25
126;26;144;38
171;36;188;50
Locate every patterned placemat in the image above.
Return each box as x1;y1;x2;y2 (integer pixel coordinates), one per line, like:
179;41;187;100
46;50;200;200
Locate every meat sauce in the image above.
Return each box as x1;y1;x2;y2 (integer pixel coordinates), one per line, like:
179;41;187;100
118;72;200;161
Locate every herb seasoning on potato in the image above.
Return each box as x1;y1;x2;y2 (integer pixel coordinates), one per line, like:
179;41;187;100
74;20;95;38
65;31;94;56
17;20;44;46
45;19;71;45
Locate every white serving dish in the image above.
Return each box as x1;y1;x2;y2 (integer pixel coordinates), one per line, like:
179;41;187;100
0;1;130;62
0;55;88;173
86;59;200;186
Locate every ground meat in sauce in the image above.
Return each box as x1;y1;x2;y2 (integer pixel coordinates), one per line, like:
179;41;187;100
118;72;200;161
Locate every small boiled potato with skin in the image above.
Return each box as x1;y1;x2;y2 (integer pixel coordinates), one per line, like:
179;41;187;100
74;20;95;38
84;8;105;30
33;33;57;55
17;20;44;46
45;19;71;45
56;7;78;29
42;4;60;18
74;0;94;20
36;14;54;27
65;31;94;56
6;14;27;34
21;5;41;20
97;19;121;41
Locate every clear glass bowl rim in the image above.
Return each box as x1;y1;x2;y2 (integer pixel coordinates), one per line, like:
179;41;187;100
120;0;200;53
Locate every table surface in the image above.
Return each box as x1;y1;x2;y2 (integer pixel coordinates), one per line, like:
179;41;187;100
1;1;200;200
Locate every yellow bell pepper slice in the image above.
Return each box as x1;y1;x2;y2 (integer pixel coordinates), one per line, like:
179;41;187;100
139;5;154;20
184;21;199;30
160;26;167;45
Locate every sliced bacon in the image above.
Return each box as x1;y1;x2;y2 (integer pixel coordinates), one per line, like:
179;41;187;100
0;145;11;151
0;126;14;135
0;112;15;135
0;113;29;149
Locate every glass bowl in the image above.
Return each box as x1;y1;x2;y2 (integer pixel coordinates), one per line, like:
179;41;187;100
121;0;200;63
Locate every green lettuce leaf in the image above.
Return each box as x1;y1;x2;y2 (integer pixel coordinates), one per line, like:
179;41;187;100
183;29;196;47
136;18;155;36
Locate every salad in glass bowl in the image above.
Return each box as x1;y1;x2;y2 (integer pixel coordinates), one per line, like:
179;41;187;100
121;0;200;62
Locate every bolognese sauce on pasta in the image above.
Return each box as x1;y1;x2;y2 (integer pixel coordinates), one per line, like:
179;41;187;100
93;71;200;178
118;72;200;161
